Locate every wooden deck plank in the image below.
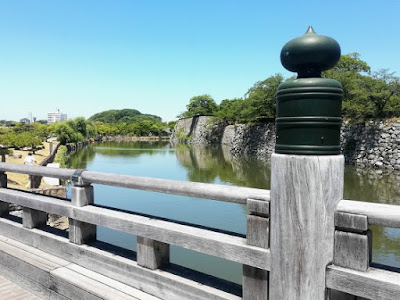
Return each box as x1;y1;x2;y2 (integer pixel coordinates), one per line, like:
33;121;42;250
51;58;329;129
0;275;41;299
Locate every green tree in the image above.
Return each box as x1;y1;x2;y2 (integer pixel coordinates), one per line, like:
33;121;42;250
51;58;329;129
216;98;245;123
323;53;400;119
179;94;218;118
243;74;284;121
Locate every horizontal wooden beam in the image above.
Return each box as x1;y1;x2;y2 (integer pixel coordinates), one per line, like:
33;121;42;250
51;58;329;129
326;265;400;300
0;218;242;300
75;205;270;270
0;162;75;179
335;212;368;233
0;163;270;204
81;171;270;204
337;200;400;228
0;188;270;270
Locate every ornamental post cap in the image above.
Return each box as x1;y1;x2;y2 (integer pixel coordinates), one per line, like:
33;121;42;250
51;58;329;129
280;26;341;78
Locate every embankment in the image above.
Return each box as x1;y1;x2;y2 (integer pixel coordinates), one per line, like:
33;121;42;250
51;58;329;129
171;116;400;170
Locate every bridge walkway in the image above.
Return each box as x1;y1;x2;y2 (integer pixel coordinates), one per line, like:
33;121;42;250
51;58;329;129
0;233;161;300
0;274;41;300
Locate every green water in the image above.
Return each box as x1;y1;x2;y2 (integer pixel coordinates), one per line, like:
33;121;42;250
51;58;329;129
66;141;400;284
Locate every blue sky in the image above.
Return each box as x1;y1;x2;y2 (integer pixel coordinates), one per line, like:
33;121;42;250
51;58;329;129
1;0;399;122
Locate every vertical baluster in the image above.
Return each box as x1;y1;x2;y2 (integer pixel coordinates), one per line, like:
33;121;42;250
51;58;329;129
69;170;96;245
0;172;8;216
330;212;372;300
137;237;169;270
243;198;269;300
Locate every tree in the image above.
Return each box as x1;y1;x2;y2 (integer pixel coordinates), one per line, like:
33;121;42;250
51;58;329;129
323;53;400;119
179;95;218;118
244;74;284;121
216;99;245;123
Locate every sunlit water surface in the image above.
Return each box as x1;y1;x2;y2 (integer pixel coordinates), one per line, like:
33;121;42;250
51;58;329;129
66;141;400;284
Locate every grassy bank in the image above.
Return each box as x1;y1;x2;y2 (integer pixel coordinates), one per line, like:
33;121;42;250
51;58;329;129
6;143;52;190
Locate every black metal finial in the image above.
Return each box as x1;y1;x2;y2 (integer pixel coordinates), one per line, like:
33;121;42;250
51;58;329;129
280;26;341;78
275;27;343;155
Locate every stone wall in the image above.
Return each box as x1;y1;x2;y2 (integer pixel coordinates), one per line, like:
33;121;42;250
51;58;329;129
171;117;400;169
341;120;400;170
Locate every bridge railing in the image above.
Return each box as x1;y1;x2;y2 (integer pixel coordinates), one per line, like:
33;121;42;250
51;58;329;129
1;161;400;299
327;199;400;300
0;162;270;300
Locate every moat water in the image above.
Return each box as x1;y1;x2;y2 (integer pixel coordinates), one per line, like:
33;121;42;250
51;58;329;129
66;141;400;284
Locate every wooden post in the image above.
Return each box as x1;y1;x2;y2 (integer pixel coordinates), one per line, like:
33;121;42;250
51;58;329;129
0;172;8;216
23;207;47;228
330;212;372;300
137;237;169;270
270;154;344;299
69;171;96;245
243;198;269;300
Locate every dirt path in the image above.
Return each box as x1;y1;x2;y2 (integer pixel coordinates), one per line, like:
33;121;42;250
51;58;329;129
5;143;51;190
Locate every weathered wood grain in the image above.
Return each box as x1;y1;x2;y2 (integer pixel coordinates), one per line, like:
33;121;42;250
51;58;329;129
0;219;241;300
0;162;75;179
51;265;161;300
74;205;270;270
335;212;368;233
0;188;270;270
242;265;268;300
137;237;169;270
0;189;74;217
0;275;41;300
246;215;269;249
81;171;270;204
69;185;96;245
0;172;8;216
270;154;344;299
326;265;400;300
23;208;47;229
243;205;270;299
247;199;269;217
334;230;372;272
337;200;400;228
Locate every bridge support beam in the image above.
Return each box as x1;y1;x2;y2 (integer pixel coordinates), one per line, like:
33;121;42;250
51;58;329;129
0;172;8;216
270;154;344;299
23;207;47;228
243;199;269;300
137;237;169;270
69;184;96;245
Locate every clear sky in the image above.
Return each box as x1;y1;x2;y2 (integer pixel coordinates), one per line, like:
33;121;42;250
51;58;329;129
1;0;399;122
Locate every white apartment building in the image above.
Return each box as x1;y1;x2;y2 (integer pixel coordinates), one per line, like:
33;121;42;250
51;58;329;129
48;108;67;124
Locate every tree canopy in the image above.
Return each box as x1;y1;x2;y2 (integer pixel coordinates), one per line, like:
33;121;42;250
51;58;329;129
179;53;400;123
89;109;161;123
178;95;218;118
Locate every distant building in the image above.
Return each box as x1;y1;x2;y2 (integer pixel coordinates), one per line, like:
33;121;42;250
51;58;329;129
20;118;31;124
48;109;67;124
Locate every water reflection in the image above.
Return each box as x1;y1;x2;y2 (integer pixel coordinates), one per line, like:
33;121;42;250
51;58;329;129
66;142;400;278
175;144;270;189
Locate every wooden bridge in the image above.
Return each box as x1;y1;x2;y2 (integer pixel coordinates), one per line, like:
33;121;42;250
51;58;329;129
0;154;399;299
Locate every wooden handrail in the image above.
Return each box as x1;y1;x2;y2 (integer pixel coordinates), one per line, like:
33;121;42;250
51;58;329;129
0;188;270;270
0;163;270;204
337;199;400;228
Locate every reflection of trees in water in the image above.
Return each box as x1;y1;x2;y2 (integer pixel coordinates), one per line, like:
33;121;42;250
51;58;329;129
344;167;400;269
99;141;170;149
370;224;400;269
66;145;96;169
94;141;172;157
344;167;400;205
175;144;270;189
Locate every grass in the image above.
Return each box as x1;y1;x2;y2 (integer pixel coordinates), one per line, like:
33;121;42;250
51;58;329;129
5;142;51;190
